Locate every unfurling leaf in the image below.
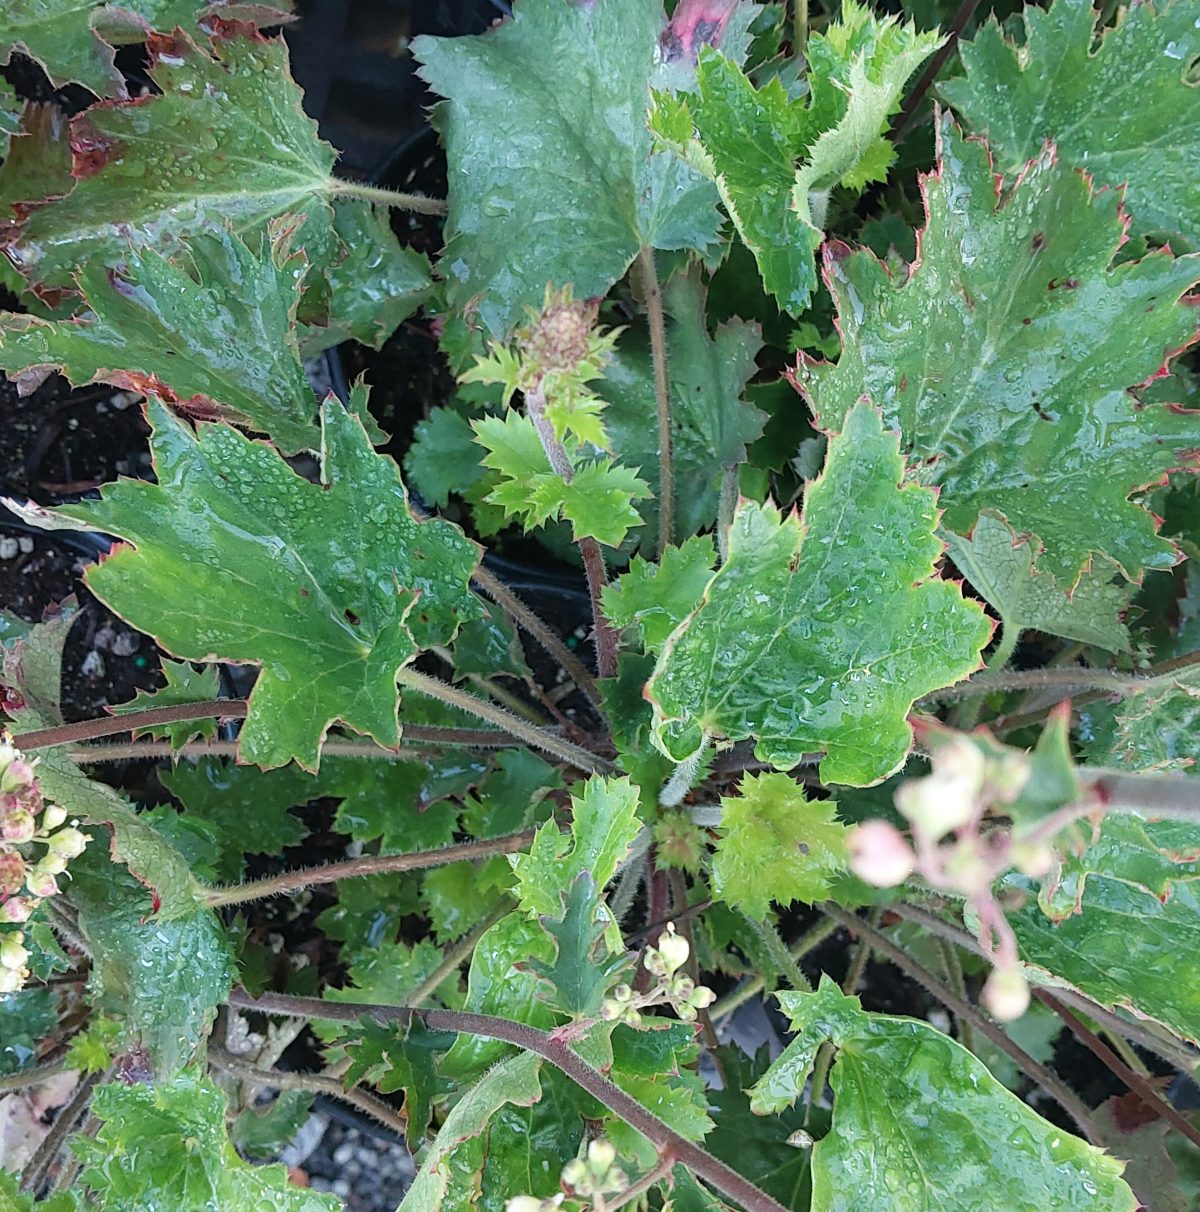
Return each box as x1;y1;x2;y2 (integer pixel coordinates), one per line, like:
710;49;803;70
750;979;1135;1211
646;402;990;786
413;0;722;335
47;398;481;770
801;112;1200;586
713;773;849;918
650;2;941;312
942;0;1200;249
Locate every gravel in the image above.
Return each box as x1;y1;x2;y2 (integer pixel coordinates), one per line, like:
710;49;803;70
283;1111;415;1211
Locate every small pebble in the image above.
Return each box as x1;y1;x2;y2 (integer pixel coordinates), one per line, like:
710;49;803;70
81;650;106;679
332;1144;355;1167
111;631;140;657
93;625;116;651
17;536;34;555
0;538;18;560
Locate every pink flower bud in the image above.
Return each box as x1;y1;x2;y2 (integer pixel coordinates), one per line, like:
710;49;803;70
982;965;1031;1021
25;869;59;899
47;827;89;859
0;850;25;896
848;821;916;887
0;756;37;794
1;808;35;844
0;897;34;924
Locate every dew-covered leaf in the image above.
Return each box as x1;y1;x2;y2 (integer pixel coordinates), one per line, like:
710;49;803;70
510;776;642;919
602;535;716;655
297;198;432;357
750;979;1135;1211
646;402;990;785
0;226;320;453
1004;810;1200;1044
398;1052;543;1212
47;398;481;770
713;773;849;918
230;1089;313;1161
1083;666;1200;775
71;853;233;1076
650;3;940;313
942;0;1200;249
412;0;722;335
801;113;1200;586
109;661;221;749
600;272;764;550
3;26;339;293
75;1075;337;1211
945;513;1131;653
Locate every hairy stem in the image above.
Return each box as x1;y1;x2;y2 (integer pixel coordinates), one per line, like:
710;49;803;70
744;912;813;993
0;1057;69;1094
396;668;614;774
209;1048;407;1139
793;0;809;59
69;739;434;763
711;916;839;1023
820;904;1102;1144
20;1071;101;1193
637;247;674;558
14;700;249;750
205;830;535;909
1036;993;1200;1151
328;179;446;214
937;937;976;1052
230;989;791;1212
893;0;984;139
472;564;602;707
889;902;1200;1073
659;734;712;808
523;381;619;678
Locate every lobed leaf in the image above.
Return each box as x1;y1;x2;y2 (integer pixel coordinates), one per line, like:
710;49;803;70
801;112;1200;586
48;398;481;770
942;0;1200;249
646;402;990;785
751;979;1135;1211
413;0;723;335
109;660;221;749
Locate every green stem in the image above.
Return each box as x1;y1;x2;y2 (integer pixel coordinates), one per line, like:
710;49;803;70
743;912;812;993
396;668;614;774
937;937;976;1052
711;916;839;1022
204;830;534;909
820;904;1102;1145
210;1048;408;1139
472;564;602;708
793;0;809;60
230;989;792;1212
637;246;674;558
328;179;446;214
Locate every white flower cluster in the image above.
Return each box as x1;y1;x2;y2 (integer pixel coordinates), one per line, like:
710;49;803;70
0;737;91;992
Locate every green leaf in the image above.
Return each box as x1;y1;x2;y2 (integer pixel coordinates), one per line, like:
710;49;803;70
0;226;320;453
461;750;562;840
422;856;511;944
510;776;642;919
4;26;340;293
450;600;529;681
398;1052;543;1212
32;744;203;919
0;79;19;155
1084;666;1200;775
0;987;55;1077
750;979;1135;1211
559;461;653;548
75;1075;337;1211
440;913;556;1083
602;535;716;655
110;661;221;748
413;0;722;335
801;113;1200;586
713;772;849;918
945;513;1131;653
0;602;77;719
942;0;1200;249
646;402;990;785
1004;812;1200;1044
600;272;765;550
344;1018;455;1149
650;5;940;313
330;760;458;855
0;1172;77;1212
159;758;312;883
230;1089;313;1161
298;199;432;356
527;871;628;1018
405;406;487;509
71;853;233;1076
50;398;481;770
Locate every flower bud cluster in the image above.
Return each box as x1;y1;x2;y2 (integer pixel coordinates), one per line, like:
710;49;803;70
0;737;91;992
846;732;1044;1021
560;1139;625;1201
600;923;716;1026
